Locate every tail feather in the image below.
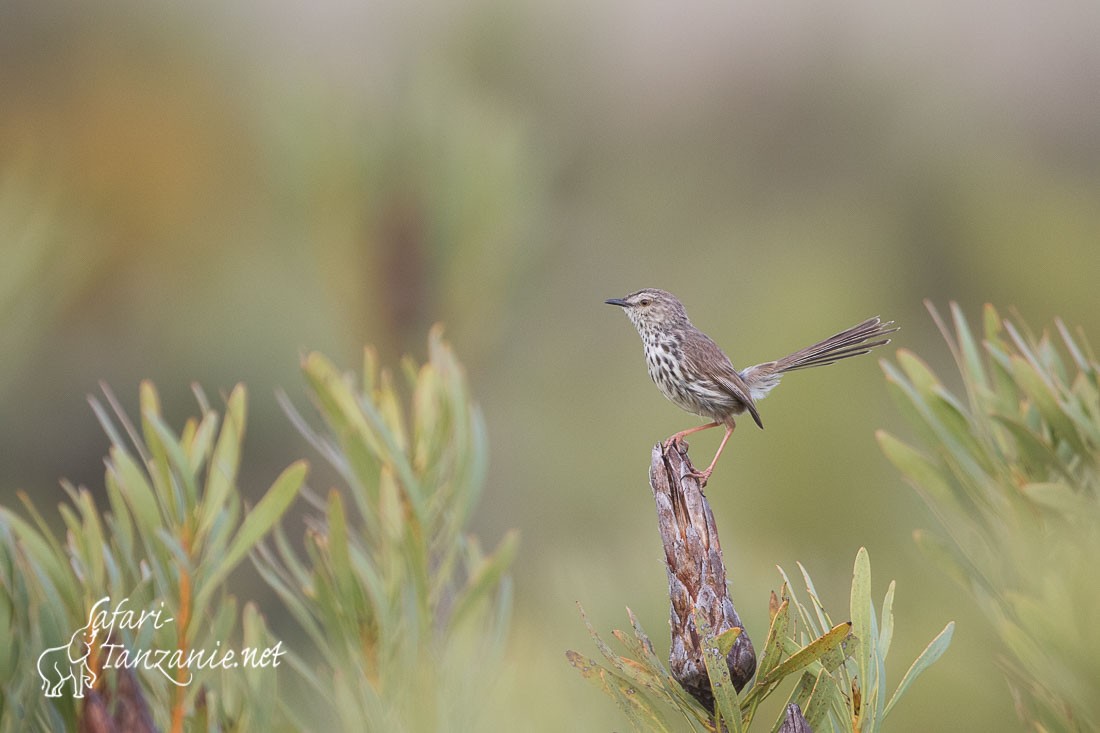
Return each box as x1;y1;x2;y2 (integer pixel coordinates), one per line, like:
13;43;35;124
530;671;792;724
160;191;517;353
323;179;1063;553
740;317;898;399
779;337;894;371
775;317;897;373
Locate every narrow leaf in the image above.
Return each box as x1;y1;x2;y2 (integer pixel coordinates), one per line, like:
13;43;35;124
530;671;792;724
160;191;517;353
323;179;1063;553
199;385;246;539
194;460;307;617
762;622;852;684
850;546;874;709
696;611;742;733
883;621;955;718
879;580;896;662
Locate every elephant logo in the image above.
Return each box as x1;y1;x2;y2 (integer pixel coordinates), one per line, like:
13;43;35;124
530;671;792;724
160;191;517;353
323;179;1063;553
38;622;97;698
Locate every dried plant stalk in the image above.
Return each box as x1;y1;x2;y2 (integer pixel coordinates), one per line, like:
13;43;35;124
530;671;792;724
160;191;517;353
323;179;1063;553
649;442;756;709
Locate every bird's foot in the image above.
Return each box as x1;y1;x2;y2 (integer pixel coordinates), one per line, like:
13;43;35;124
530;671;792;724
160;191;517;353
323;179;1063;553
662;435;687;455
685;467;712;486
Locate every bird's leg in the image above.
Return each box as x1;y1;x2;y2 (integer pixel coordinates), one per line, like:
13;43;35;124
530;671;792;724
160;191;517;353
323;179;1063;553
689;423;736;485
662;421;721;455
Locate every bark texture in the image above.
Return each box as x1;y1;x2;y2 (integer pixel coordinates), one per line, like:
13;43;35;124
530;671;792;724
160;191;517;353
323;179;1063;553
778;703;813;733
649;441;756;710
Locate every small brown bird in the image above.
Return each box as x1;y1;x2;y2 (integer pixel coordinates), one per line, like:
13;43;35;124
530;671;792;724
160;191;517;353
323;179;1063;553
606;288;897;484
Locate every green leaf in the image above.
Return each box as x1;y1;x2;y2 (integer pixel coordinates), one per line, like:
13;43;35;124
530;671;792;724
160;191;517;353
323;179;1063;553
88;394;130;457
608;639;674;695
449;529;519;632
876;432;964;517
1011;355;1087;456
624;610;714;722
578;603;625;670
760;621;852;684
896;350;941;395
801;668;847;733
566;651;676;732
741;595;792;724
775;570;817;641
772;673;820;733
695;610;742;733
198;385;246;541
796;563;834;637
606;669;676;733
194;460;307;618
377;369;410;455
303;352;424;521
850;546;874;711
565;649;604;682
185;410;220;482
103;470;135;572
144;413;200;513
74;489;107;592
757;597;791;680
982;303;1004;345
879;580;896;662
951;301;990;400
1054;318;1090;372
622;608;660;666
1021;482;1094;517
927;385;988;467
715;626;744;658
883;621;955;718
991;415;1073;482
140;380;183;522
0;506;69;595
325;489;355;603
107;448;163;539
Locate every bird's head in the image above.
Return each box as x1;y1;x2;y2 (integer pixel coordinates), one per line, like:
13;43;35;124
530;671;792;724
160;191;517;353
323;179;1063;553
605;288;690;336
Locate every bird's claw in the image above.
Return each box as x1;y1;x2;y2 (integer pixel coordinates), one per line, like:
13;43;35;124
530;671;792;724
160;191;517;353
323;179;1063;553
662;435;688;455
686;469;711;486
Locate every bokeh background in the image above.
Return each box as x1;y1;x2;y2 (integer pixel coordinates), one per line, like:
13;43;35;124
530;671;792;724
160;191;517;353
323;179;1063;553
3;0;1100;730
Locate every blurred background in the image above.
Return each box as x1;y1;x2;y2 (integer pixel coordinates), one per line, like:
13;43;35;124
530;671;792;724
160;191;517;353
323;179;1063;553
3;0;1100;729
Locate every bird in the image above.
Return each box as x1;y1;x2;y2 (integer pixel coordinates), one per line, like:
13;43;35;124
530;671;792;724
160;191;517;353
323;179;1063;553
605;288;897;484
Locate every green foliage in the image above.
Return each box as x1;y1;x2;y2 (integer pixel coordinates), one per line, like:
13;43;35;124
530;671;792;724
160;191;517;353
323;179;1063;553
569;548;952;732
879;302;1100;732
257;326;517;732
0;329;513;732
0;383;305;732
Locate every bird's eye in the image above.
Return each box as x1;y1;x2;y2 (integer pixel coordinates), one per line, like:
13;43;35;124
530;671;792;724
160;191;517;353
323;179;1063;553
639;299;651;306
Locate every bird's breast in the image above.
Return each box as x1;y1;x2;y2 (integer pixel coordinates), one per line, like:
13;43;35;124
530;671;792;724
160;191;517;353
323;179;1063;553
643;338;733;419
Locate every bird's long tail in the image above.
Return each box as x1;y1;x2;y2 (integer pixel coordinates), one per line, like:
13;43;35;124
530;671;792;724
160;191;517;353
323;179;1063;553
775;316;897;373
740;317;897;400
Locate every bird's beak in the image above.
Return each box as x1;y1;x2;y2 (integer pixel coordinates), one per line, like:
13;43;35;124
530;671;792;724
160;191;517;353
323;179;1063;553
604;298;629;307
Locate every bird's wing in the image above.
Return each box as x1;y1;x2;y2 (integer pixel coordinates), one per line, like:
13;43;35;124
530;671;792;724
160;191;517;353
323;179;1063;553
681;332;765;429
713;371;764;429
